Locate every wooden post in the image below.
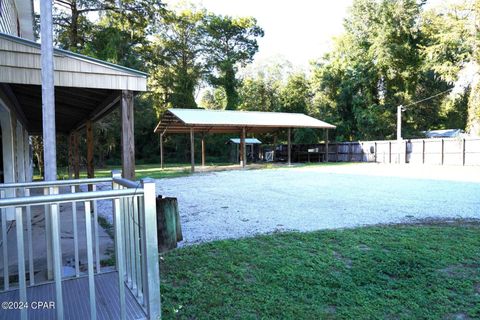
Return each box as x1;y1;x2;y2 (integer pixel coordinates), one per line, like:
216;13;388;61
121;91;135;180
422;139;425;164
241;127;246;168
156;197;182;253
287;128;291;165
159;133;164;169
73;130;80;179
325;129;329;163
68;132;74;179
86;120;94;180
201;133;206;167
441;138;444;165
335;143;339;162
190;128;195;172
273;134;277;162
462;138;466;166
404;140;408;164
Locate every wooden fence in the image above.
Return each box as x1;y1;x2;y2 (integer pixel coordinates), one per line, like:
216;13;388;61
275;137;480;166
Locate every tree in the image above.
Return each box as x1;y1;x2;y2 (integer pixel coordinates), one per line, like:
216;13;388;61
203;14;264;110
310;0;461;140
53;0;111;51
149;7;207;111
238;77;280;112
200;88;227;110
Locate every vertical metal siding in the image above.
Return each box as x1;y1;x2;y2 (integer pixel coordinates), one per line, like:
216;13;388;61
0;0;19;37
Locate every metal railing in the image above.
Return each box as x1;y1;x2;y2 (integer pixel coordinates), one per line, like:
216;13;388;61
0;171;161;320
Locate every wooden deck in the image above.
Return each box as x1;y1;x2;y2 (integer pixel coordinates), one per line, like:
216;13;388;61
0;272;146;320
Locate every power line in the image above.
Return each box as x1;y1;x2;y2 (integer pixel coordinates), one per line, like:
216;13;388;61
403;87;454;109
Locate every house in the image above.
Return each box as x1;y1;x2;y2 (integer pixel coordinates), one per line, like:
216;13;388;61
0;1;160;319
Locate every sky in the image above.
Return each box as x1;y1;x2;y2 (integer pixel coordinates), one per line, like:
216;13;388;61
165;0;454;70
36;0;457;70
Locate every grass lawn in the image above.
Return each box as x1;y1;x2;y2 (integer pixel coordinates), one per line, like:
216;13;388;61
160;222;480;319
36;163;193;180
36;161;352;181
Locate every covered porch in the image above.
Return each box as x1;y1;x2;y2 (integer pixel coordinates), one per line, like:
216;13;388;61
0;32;161;319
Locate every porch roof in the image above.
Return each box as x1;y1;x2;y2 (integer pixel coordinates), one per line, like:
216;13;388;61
0;32;147;134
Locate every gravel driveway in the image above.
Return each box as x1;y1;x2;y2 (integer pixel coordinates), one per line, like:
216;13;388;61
155;164;480;246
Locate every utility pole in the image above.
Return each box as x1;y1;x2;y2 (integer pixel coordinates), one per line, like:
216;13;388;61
397;105;404;164
40;0;57;181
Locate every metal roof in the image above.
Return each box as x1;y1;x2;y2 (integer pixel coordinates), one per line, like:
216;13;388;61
155;109;336;134
228;138;262;144
0;32;148;77
0;32;148;91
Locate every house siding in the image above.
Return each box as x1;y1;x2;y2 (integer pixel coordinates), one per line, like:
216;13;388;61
0;0;20;37
0;87;32;186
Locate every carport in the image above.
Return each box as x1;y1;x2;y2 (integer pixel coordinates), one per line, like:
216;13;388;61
154;108;336;172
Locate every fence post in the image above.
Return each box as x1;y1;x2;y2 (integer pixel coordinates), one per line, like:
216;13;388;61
441;139;444;165
462;139;466;166
422;139;425;164
111;170;127;320
141;178;161;319
335;143;339;162
389;141;392;163
49;187;64;319
374;142;377;163
404;140;408;164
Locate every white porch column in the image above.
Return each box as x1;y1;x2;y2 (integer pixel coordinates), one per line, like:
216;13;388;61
41;0;57;181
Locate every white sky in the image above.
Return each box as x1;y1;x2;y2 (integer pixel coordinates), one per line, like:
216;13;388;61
165;0;455;70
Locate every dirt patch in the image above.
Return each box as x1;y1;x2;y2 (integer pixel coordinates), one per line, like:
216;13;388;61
444;312;470;320
357;244;371;251
333;251;352;269
438;264;479;278
324;305;337;314
474;283;480;294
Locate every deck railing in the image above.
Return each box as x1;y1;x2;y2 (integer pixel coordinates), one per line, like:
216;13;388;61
0;171;161;320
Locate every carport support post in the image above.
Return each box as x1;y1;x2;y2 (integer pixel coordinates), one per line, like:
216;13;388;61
73;130;80;179
159;133;164;169
190;128;195;172
201;133;206;167
86;120;94;181
121;90;135;180
240;127;246;168
324;129;329;163
68;132;74;178
287;128;292;166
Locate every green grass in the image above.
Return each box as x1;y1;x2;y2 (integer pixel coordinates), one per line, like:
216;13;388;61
35;161;353;181
34;163;193;180
160;222;480;319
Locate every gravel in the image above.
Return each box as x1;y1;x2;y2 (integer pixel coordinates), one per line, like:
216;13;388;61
155;164;480;246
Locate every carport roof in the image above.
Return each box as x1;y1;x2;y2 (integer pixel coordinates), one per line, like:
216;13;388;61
154;108;336;134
